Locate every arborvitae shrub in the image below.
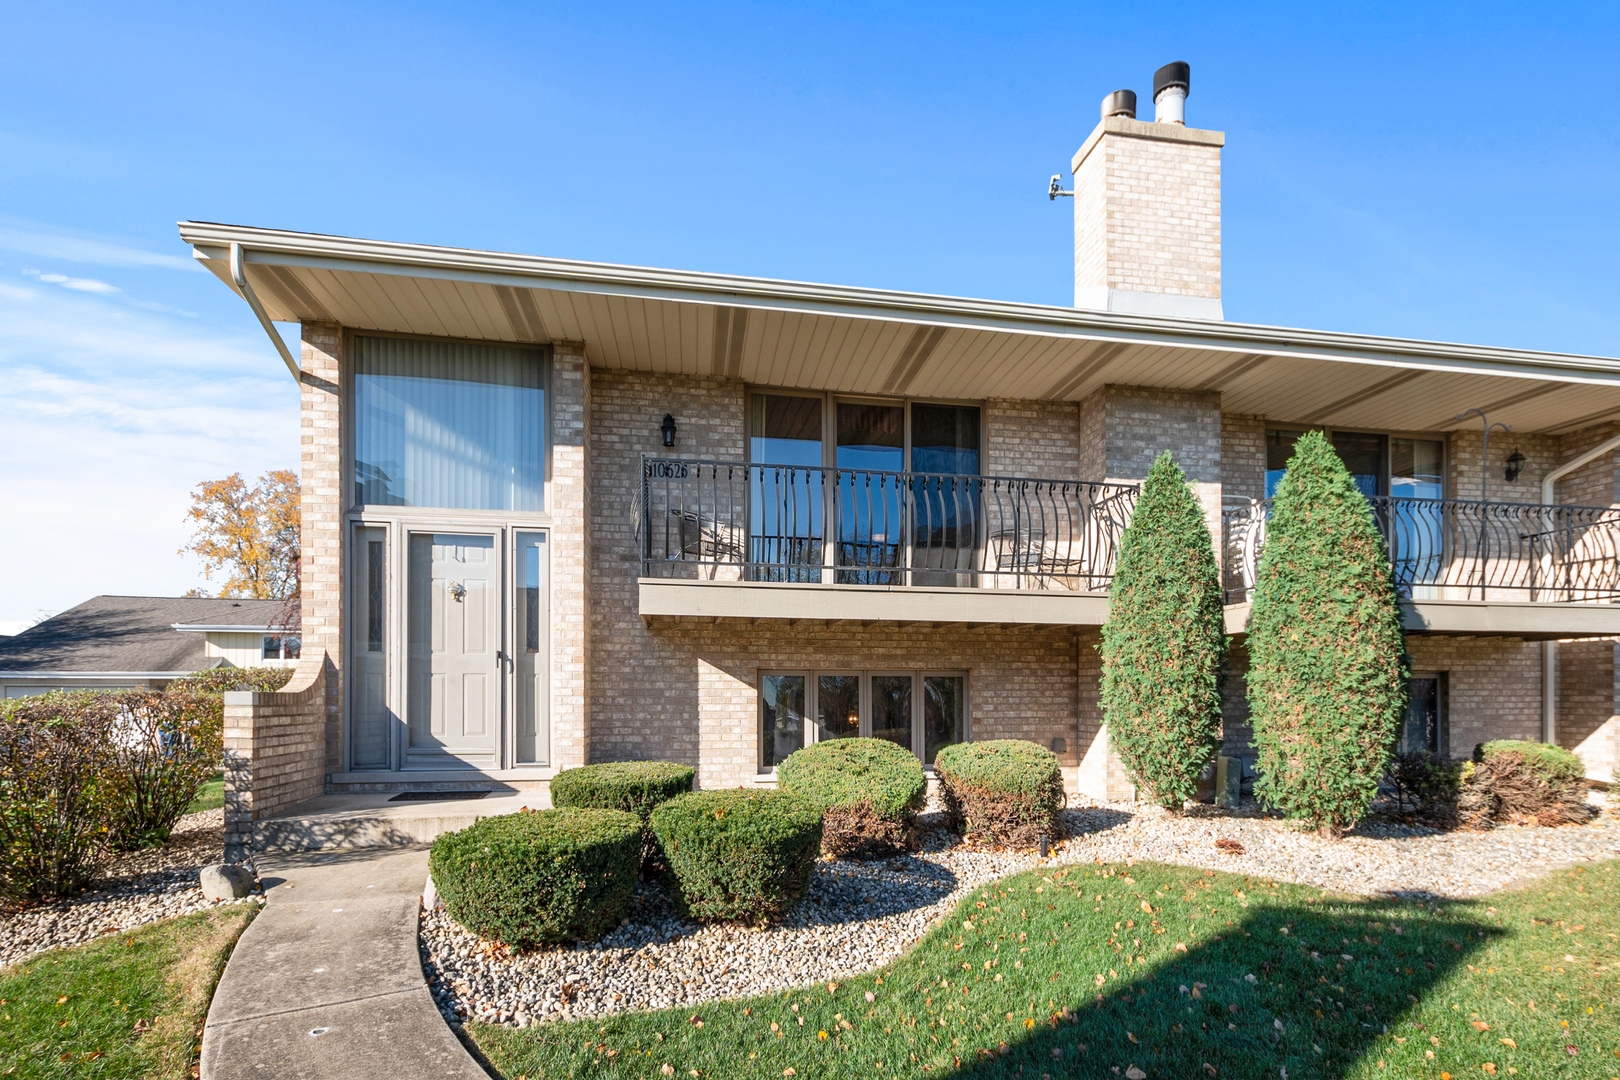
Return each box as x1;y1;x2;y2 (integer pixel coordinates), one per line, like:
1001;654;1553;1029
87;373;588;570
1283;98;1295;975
650;790;822;924
934;740;1064;847
1099;451;1226;810
775;737;926;858
429;808;641;946
1246;430;1407;834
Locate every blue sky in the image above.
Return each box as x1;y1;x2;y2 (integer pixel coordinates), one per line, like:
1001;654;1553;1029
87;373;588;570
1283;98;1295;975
2;1;1618;627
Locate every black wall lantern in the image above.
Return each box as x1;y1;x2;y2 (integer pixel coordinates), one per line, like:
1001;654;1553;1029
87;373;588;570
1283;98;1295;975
661;413;677;448
1504;447;1526;483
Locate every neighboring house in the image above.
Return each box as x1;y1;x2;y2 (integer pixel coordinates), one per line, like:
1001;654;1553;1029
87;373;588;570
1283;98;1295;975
179;63;1620;854
0;595;300;699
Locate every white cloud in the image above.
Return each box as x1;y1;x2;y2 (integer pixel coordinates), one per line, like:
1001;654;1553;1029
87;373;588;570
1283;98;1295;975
0;218;201;273
36;272;120;294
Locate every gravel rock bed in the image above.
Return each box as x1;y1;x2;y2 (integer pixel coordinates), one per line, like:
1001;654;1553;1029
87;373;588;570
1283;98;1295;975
0;809;234;968
423;796;1619;1029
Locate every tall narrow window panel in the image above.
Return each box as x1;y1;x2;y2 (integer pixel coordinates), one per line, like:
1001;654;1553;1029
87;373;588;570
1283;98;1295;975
353;335;547;511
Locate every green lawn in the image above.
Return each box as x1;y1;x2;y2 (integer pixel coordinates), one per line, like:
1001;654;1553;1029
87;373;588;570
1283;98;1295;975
186;772;224;815
472;860;1619;1080
0;903;256;1078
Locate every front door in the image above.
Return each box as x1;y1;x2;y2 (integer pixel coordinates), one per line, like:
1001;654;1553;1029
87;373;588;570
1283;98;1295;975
406;532;500;769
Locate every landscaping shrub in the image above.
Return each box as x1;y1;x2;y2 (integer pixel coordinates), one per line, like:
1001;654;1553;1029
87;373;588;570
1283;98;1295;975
1246;430;1408;835
99;688;229;850
0;692;119;902
170;667;296;695
429;808;642;947
650;790;822;924
776;738;926;858
1099;451;1226;811
934;740;1064;848
1385;751;1467;819
550;760;696;869
1472;740;1589;825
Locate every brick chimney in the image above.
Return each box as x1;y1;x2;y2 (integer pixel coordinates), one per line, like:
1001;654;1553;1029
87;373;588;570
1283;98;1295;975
1070;62;1224;320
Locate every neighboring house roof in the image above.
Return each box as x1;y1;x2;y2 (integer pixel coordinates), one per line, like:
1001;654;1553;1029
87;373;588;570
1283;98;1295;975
179;222;1620;436
0;596;295;676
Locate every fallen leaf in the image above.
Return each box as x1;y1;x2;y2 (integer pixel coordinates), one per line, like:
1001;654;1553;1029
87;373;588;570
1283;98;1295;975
1126;1067;1147;1080
1500;1038;1516;1049
1482;1065;1496;1076
1472;1021;1490;1032
660;1065;674;1077
865;991;875;1003
783;1071;796;1077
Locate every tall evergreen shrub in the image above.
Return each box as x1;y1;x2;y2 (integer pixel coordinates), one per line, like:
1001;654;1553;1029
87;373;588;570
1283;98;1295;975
1099;451;1226;810
1246;430;1407;835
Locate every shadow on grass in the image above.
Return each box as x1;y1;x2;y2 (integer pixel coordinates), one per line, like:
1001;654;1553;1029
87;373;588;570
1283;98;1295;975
940;893;1497;1079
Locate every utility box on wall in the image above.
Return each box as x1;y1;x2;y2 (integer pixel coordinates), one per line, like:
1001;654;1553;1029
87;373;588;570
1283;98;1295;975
1214;755;1242;809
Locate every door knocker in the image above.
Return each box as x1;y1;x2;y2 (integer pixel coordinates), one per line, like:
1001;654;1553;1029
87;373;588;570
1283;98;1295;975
449;581;467;602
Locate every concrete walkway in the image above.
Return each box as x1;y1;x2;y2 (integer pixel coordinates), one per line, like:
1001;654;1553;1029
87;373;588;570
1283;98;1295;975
200;846;488;1080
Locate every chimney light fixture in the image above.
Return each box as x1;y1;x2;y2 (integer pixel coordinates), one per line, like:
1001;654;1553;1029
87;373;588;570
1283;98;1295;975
661;413;677;448
1504;448;1526;483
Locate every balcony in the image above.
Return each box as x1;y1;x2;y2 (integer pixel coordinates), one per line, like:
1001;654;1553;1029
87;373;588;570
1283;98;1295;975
636;457;1137;625
1223;495;1620;638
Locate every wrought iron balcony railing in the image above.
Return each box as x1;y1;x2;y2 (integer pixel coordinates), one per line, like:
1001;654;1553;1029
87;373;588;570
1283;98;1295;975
1223;495;1620;604
639;457;1138;592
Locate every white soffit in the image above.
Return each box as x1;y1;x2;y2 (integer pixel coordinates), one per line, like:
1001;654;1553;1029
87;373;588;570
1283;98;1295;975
179;223;1620;435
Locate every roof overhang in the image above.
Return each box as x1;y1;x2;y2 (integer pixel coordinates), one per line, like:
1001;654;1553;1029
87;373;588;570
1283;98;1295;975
179;222;1620;435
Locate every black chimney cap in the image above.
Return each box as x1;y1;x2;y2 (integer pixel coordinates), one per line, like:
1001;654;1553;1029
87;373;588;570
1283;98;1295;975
1153;61;1191;98
1100;89;1137;120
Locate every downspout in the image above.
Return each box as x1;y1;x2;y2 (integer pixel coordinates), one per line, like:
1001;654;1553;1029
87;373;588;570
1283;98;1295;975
229;242;301;382
1539;429;1620;744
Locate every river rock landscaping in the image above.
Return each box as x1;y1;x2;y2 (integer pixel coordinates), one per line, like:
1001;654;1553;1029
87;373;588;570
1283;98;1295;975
0;808;239;969
420;792;1619;1029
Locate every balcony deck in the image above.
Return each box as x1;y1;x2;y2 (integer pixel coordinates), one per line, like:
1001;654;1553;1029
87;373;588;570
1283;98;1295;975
635;457;1620;634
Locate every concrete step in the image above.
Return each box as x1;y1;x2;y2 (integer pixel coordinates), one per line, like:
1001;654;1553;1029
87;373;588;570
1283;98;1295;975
254;791;551;852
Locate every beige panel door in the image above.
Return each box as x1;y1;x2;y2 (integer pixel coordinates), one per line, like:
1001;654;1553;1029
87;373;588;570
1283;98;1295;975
406;532;499;768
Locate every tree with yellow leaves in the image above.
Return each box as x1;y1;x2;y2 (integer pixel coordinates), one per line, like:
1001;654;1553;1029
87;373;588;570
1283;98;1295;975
180;470;300;600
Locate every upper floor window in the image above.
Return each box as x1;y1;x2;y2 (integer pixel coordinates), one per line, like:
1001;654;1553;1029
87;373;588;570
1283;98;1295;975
748;392;980;476
1266;428;1443;501
353;335;547;511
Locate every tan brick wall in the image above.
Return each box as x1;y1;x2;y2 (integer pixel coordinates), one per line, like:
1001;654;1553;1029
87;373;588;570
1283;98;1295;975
1560;639;1619;780
1079;384;1223;548
222;653;326;859
985;399;1080;478
1405;636;1542;756
1554;422;1620;507
1221;413;1266;503
1072;118;1222;302
299;323;345;775
551;343;592;769
589;370;748;765
649;619;1083;789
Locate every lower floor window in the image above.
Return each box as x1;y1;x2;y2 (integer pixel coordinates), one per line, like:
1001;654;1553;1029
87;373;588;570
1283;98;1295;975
760;670;966;769
1401;673;1447;755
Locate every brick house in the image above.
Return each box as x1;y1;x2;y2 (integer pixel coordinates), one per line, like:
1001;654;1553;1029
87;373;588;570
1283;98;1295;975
180;65;1620;853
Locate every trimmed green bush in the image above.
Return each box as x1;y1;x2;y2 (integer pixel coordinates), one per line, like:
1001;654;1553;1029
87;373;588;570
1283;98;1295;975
549;761;695;822
934;740;1064;848
1473;740;1589;824
429;808;641;947
1099;451;1226;811
776;738;926;858
170;667;295;695
1246;430;1408;835
650;790;822;924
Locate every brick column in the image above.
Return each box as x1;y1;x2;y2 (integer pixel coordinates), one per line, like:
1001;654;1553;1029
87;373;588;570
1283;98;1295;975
550;342;592;768
300;322;345;779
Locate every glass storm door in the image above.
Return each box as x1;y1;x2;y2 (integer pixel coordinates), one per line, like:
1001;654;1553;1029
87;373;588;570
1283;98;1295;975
406;532;500;769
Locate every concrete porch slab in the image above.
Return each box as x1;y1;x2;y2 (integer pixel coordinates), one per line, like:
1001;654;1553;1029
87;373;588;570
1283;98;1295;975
255;791;551;852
